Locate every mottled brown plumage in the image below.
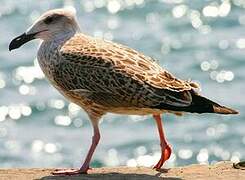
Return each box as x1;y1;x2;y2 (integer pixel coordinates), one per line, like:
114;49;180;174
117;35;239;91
42;33;236;117
9;8;238;175
58;34;195;110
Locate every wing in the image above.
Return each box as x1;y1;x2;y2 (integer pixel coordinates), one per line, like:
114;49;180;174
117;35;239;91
54;34;199;108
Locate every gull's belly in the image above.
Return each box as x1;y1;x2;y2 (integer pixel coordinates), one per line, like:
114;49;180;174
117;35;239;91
37;57;89;105
109;107;163;115
38;62;181;116
38;61;182;116
108;107;183;115
38;60;115;118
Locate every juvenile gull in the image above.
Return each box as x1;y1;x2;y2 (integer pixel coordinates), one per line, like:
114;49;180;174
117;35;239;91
9;8;238;175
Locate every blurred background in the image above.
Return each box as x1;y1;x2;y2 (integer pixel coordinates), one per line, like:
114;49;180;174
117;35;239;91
0;0;244;168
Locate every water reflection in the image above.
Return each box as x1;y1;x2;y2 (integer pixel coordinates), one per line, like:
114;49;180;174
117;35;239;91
14;59;44;84
178;149;193;160
54;115;72;126
0;0;243;168
107;0;121;14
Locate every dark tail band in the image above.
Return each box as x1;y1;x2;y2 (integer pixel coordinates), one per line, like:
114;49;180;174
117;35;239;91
184;93;239;115
153;91;239;115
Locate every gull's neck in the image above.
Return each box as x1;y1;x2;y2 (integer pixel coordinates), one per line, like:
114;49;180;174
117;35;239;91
52;21;80;43
51;30;77;44
39;30;77;54
45;21;80;44
38;30;77;62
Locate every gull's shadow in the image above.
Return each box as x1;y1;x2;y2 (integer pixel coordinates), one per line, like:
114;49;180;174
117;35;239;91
38;171;182;180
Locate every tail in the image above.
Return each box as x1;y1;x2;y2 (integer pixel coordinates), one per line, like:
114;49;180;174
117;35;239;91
186;93;238;115
213;105;238;114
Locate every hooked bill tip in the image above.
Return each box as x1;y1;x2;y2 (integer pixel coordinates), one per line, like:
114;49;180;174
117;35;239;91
9;33;36;51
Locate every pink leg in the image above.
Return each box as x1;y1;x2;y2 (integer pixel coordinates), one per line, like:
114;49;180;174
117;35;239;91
153;114;172;170
52;124;100;175
79;125;100;172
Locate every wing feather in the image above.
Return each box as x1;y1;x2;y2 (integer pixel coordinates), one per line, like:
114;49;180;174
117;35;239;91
55;34;198;108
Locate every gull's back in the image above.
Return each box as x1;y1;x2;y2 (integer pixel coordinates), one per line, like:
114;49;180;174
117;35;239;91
39;33;199;115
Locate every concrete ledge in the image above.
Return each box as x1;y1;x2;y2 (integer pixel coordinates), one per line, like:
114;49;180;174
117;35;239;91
0;161;244;180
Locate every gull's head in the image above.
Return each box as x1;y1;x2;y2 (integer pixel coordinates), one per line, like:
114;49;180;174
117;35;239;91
9;8;80;51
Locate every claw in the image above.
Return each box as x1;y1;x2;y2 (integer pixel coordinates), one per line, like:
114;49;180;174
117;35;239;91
52;168;89;176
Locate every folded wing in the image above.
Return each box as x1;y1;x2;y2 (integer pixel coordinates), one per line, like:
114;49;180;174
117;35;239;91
55;34;198;109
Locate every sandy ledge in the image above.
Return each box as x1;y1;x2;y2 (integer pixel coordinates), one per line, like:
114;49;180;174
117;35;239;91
0;161;245;180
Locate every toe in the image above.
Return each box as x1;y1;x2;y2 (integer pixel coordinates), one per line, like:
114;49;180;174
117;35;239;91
52;169;81;176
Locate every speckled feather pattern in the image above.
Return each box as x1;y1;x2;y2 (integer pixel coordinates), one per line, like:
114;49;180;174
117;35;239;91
8;9;237;175
38;33;199;117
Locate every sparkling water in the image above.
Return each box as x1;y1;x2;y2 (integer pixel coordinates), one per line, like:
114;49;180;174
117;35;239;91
0;0;244;168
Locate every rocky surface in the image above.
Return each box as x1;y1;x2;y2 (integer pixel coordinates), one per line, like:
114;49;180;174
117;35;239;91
0;161;245;180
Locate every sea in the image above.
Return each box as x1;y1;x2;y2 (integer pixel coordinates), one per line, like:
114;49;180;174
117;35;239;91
0;0;244;168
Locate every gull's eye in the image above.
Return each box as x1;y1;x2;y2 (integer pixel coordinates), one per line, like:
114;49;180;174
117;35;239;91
44;14;63;25
44;16;55;24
